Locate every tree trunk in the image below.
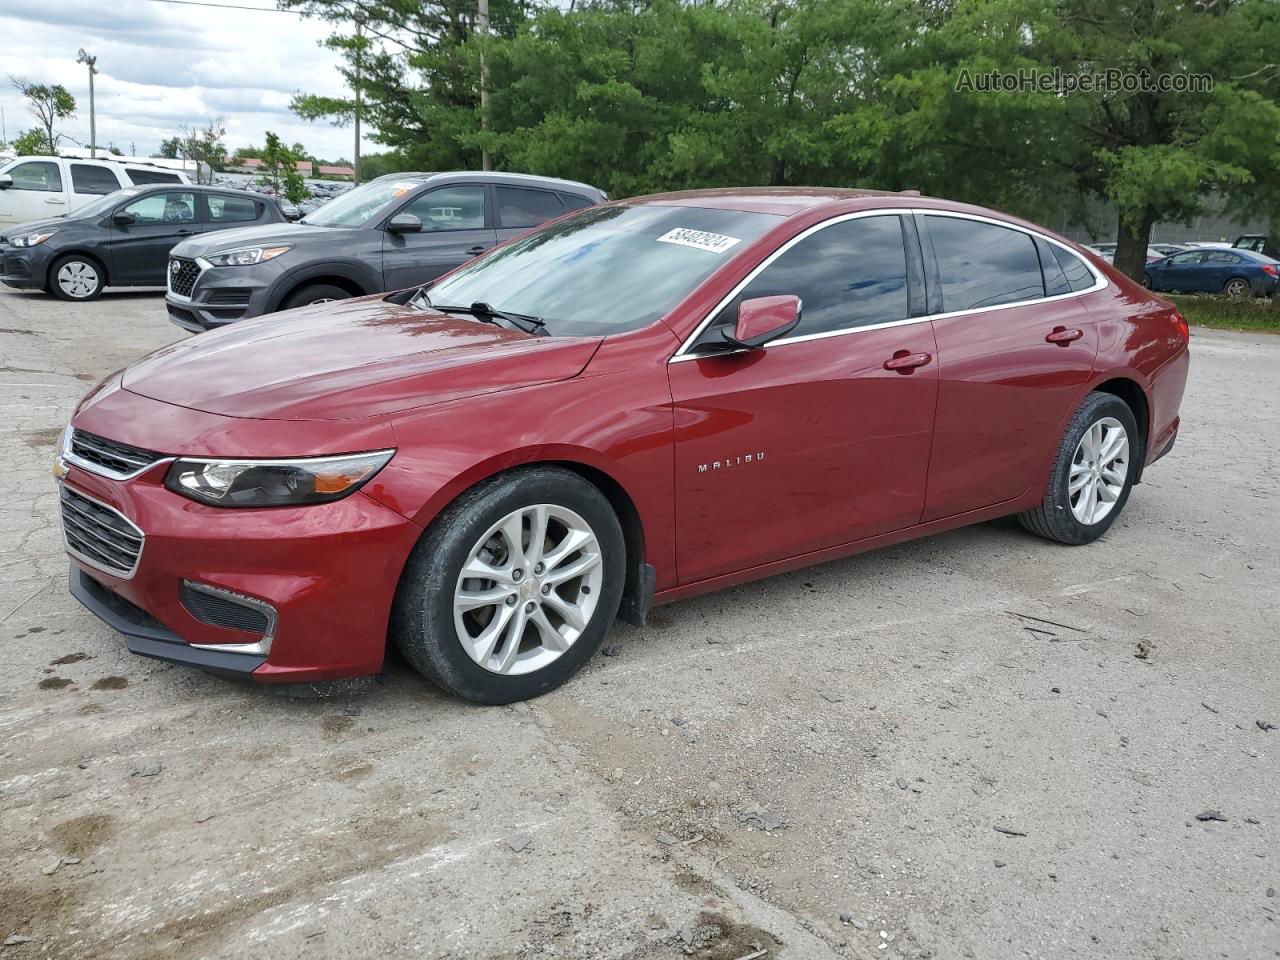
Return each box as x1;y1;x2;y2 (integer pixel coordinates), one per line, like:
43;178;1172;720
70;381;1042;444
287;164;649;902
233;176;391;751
1113;209;1155;282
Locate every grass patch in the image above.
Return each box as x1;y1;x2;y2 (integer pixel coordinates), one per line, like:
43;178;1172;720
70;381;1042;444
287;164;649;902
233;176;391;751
1166;293;1280;333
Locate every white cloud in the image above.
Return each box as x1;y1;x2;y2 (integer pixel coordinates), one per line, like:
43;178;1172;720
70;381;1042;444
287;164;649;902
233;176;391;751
0;0;372;161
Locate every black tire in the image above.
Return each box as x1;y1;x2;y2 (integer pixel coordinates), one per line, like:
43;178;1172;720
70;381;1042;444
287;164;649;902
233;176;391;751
49;254;105;302
1222;276;1251;299
1018;391;1139;545
280;283;352;310
1141;274;1153;289
391;466;626;704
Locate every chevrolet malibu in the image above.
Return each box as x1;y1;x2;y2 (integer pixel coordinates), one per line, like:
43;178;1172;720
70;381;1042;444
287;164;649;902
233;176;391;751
57;188;1189;704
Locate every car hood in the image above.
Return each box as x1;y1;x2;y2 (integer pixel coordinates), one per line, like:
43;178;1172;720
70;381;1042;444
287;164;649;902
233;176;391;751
1;215;90;240
121;296;603;421
172;222;352;258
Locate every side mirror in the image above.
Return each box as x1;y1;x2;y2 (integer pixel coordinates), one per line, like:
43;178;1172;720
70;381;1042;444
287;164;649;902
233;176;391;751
112;211;136;226
386;213;423;235
0;174;12;190
722;295;802;350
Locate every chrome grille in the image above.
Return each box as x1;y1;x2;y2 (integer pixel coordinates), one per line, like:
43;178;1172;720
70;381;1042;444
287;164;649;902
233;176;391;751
70;429;163;478
60;485;144;578
168;257;200;297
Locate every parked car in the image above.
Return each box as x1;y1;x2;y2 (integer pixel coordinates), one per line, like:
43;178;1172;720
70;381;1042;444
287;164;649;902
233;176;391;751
0;185;285;301
1143;247;1279;297
164;171;605;332
1149;243;1190;257
57;188;1188;704
0;156;191;225
1233;234;1280;259
1092;245;1171;264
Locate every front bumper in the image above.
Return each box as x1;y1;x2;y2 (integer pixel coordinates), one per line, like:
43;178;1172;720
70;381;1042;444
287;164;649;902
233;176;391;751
166;257;282;331
1;246;52;289
60;457;422;684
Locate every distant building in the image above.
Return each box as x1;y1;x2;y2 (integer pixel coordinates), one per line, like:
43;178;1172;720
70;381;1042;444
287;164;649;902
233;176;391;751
223;157;353;180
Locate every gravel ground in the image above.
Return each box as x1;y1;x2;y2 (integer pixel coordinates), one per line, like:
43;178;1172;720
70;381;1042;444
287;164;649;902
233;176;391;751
1;287;1277;960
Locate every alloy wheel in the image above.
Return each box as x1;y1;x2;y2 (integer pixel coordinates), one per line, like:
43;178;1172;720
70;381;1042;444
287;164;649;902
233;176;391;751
453;503;603;676
1069;416;1129;525
1224;278;1249;298
57;261;99;299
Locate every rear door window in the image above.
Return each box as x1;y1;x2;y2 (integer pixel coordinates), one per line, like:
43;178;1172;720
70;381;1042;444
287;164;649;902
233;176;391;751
926;216;1045;311
7;161;63;192
70;164;123;195
496;186;564;228
127;169;182;185
1203;250;1242;264
558;192;594;211
207;194;259;223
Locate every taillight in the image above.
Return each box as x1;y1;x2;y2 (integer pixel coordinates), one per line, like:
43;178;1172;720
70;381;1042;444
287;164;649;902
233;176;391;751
1172;311;1189;343
1262;264;1278;277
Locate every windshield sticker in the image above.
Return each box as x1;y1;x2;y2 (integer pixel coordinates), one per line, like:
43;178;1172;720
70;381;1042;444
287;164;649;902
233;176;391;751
656;228;743;254
390;182;416;196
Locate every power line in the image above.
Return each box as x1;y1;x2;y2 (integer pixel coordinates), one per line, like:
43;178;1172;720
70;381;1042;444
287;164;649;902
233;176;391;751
139;0;305;14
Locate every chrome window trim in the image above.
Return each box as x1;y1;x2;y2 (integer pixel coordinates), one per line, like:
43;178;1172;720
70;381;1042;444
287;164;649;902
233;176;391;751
62;427;173;481
183;580;277;657
59;482;145;581
670;208;1108;363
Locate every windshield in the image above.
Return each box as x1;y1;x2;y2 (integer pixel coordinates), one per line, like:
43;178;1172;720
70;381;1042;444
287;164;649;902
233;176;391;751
426;204;781;336
74;188;142;220
303;179;420;227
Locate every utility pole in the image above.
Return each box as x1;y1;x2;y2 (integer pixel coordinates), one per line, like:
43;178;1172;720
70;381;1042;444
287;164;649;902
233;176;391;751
76;49;98;158
353;10;366;185
478;0;490;171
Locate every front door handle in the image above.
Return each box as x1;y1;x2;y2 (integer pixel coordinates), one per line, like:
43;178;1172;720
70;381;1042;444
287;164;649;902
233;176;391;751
46;197;66;204
1046;327;1084;344
465;245;487;256
176;229;194;236
883;351;932;372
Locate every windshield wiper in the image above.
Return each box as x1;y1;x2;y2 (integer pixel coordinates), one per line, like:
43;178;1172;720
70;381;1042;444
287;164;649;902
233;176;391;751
430;300;549;336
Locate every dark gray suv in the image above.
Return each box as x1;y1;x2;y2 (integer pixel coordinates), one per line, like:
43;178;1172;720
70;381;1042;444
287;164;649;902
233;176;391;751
165;171;605;331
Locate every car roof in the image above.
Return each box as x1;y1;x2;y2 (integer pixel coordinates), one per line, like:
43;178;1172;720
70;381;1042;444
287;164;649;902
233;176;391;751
622;186;908;217
369;170;604;197
125;183;263;196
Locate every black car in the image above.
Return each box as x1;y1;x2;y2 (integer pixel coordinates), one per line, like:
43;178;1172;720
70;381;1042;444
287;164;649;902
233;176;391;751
0;185;284;302
164;171;605;332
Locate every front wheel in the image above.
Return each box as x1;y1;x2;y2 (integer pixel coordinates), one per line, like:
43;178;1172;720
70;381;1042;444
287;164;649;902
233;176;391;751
280;283;352;310
392;467;626;704
1018;392;1139;545
50;255;105;301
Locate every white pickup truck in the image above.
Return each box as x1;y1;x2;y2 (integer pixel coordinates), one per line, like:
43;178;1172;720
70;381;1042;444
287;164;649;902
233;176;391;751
0;156;192;225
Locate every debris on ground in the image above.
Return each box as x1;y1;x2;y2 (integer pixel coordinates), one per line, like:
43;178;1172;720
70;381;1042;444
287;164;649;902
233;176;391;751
507;832;531;853
3;934;35;946
1195;810;1228;822
1257;720;1277;732
1135;639;1154;660
994;824;1028;837
820;692;844;703
655;833;679;846
132;764;162;778
675;917;723;955
1201;702;1219;714
343;704;362;716
739;803;786;832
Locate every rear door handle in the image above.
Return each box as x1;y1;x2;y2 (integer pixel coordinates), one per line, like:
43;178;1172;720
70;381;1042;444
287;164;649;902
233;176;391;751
45;197;66;204
883;351;932;372
466;245;487;256
176;229;194;236
1046;327;1083;344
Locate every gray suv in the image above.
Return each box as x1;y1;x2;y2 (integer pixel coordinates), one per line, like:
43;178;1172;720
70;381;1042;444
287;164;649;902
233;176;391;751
165;171;605;332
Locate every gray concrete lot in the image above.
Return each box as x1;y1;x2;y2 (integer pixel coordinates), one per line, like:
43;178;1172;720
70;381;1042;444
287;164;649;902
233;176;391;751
1;287;1276;960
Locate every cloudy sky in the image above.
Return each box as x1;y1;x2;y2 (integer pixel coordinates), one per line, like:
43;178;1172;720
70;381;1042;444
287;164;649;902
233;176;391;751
0;0;371;161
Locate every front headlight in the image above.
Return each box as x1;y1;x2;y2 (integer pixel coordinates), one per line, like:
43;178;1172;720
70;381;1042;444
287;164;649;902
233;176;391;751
202;245;292;268
164;450;395;508
11;230;57;247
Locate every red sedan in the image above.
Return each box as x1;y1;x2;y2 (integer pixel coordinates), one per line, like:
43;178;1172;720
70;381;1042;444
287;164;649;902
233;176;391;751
57;188;1189;704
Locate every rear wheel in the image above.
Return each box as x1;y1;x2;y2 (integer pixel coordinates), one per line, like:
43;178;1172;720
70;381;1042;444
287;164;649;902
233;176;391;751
392;467;626;704
1141;274;1153;289
50;255;105;301
280;283;351;310
1223;276;1251;298
1018;392;1138;545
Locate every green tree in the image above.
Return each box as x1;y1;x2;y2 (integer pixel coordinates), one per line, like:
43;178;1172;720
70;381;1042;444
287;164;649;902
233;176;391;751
258;131;309;203
178;118;227;184
157;136;182;159
9;77;76;154
12;128;48;156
